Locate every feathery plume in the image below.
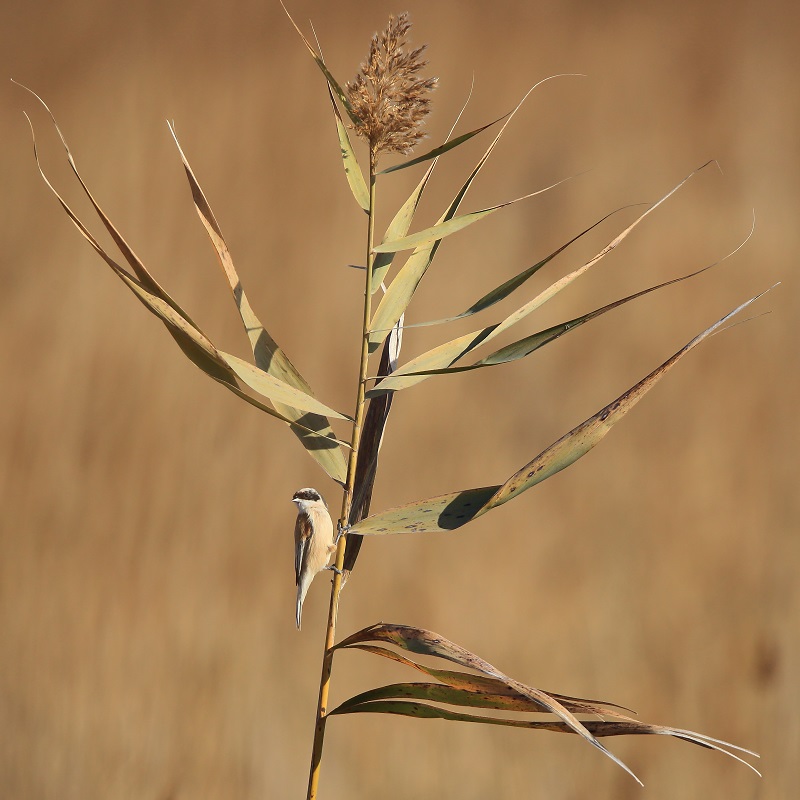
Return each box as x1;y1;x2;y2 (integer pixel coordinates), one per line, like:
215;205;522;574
346;13;437;162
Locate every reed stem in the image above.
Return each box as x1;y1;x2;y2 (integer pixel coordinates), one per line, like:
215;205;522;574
306;156;377;800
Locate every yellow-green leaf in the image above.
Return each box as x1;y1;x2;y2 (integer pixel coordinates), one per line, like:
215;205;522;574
368;83;547;353
168;123;348;484
328;88;369;213
354;289;773;533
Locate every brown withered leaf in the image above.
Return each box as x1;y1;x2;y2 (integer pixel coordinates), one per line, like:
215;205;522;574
332;623;761;783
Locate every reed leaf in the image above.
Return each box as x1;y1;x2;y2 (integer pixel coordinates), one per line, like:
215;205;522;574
372;176;571;255
399;205;642;330
368;81;556;353
15;83;196;323
377;115;508;175
331;700;760;777
328;88;370;213
21;92;350;457
367;166;714;397
168;123;349;483
375;259;726;385
217;353;351;420
332;623;760;782
352;288;772;534
371;167;434;292
343;315;403;575
334;623;642;783
370;86;477;292
280;1;360;126
333;647;632;717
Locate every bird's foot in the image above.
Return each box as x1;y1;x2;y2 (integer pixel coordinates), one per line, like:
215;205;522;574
335;521;351;545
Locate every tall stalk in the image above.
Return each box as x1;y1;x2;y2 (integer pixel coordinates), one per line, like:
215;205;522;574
306;159;377;800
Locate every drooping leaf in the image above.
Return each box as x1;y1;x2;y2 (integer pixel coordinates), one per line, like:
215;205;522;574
168;123;349;484
334;624;640;783
327;88;369;213
330;700;760;776
332;647;632;717
20;96;350;452
14;83;196;324
331;623;761;782
352;289;773;534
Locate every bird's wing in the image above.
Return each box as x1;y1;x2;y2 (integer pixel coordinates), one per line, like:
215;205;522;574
294;513;312;585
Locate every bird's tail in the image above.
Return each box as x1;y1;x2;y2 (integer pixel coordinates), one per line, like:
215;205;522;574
296;577;310;630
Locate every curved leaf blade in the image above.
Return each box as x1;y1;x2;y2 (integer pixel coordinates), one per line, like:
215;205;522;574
400;205;643;330
356;289;772;533
482;288;774;513
168;123;348;483
368;81;553;353
330;700;760;775
328;88;369;213
15;83;196;324
367;167;715;397
371;168;435;292
20;94;350;460
335;623;640;783
371;80;483;293
376;258;726;388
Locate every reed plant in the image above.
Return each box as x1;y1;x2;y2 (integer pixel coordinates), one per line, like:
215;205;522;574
18;7;770;798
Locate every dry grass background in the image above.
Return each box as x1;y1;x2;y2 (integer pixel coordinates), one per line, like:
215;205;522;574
1;1;797;798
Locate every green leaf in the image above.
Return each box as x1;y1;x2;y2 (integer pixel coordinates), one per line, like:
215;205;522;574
371;166;435;292
377;115;508;175
373;178;568;255
168;123;349;484
400;206;642;330
367;83;547;354
327;88;369;213
218;352;351;420
21;96;350;457
348;487;500;535
483;289;773;513
376;260;724;386
366;165;719;398
353;288;773;533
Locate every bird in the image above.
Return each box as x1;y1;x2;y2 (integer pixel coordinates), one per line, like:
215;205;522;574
292;487;338;630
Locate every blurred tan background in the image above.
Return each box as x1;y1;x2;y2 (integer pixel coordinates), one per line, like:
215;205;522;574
1;0;797;798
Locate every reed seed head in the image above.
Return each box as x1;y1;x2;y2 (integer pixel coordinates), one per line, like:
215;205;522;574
346;12;437;163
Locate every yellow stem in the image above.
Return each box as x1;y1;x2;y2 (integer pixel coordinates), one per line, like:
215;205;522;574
306;156;377;800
